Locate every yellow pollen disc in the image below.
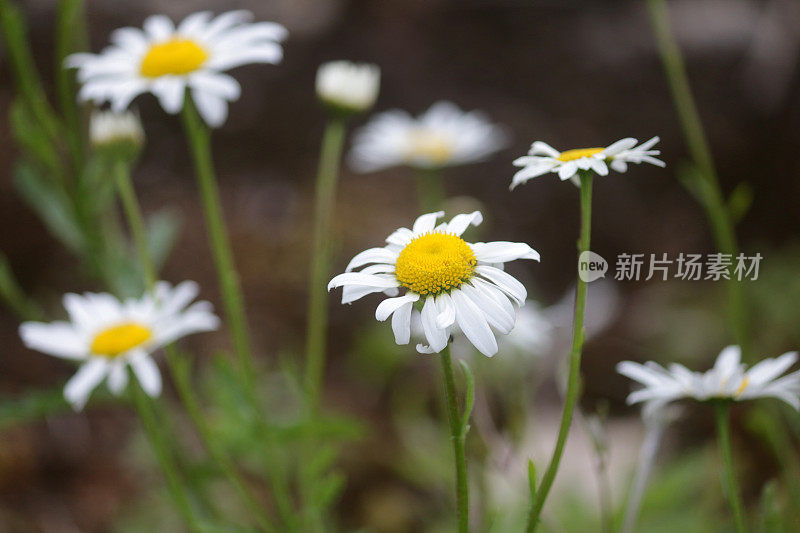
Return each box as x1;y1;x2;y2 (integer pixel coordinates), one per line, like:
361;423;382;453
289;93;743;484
557;147;604;162
406;129;454;165
395;232;477;296
734;377;749;397
140;39;208;78
90;323;152;358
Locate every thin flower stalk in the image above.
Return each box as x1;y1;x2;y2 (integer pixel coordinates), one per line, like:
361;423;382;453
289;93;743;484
714;402;748;533
645;0;749;358
180;99;257;398
416;168;445;213
305;117;347;409
526;171;593;532
440;345;469;533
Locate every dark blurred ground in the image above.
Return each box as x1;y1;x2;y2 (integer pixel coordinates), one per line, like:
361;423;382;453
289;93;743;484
1;0;800;530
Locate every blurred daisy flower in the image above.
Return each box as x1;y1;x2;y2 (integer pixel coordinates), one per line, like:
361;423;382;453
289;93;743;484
66;10;287;127
617;345;800;415
349;101;509;172
511;136;664;189
89;109;145;161
316;60;380;114
19;281;219;410
328;211;539;357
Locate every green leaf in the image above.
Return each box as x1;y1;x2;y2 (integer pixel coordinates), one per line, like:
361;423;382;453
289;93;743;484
528;459;537;502
8;100;60;172
14;161;85;252
0;388;69;430
0;251;43;320
147;209;182;271
458;359;475;437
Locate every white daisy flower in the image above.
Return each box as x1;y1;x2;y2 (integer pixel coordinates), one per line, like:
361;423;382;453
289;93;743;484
328;211;539;357
19;281;219;411
316;60;380;114
349;101;509;172
511;136;665;189
66;10;288;127
617;345;800;415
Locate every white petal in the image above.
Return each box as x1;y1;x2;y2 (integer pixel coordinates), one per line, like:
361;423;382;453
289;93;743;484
473;241;540;263
107;361;129;395
435;292;456;329
329;272;399;291
64;359;109;411
421;296;448;353
188;72;241;100
474;265;527;304
603;137;638;156
445;211;483;236
746;352;798;387
345;247;398;272
152;77;186;114
529;141;560;157
130;351;162;397
19;322;87;360
391;301;414;345
558;162;577;181
375;293;419;321
143;14;175;41
460;283;514;334
451;289;498;357
412;211;445;235
192;89;228;128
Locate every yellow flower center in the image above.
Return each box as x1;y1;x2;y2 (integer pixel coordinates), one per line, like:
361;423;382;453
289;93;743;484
406;129;454;165
734;377;749;397
557;147;604;162
395;232;477;295
90;323;152;358
140;39;208;78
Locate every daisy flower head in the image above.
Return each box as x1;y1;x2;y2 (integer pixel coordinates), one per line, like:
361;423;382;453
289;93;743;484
328;211;539;357
19;281;219;410
617;345;800;416
316;60;380;115
349;101;509;173
510;136;664;189
66;10;288;127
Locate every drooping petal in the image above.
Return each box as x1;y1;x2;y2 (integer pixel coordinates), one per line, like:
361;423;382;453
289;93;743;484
375;293;419;321
451;289;497;357
64;359;109;410
129;351;162;397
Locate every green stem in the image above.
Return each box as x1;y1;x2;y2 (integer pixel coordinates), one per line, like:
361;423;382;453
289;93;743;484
131;382;201;531
440;345;469;533
113;160;156;290
180;100;257;398
415;168;445;213
714;402;748;533
526;172;593;532
304;118;347;410
55;0;86;168
645;0;749;359
115;159;274;531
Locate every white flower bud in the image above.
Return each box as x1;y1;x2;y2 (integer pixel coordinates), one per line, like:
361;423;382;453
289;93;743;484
316;60;380;114
90;110;144;158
